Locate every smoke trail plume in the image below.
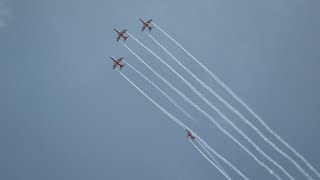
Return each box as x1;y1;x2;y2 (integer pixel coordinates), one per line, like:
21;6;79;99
153;22;320;179
124;61;193;120
190;139;231;180
117;69;248;179
147;33;312;179
121;42;280;180
128;33;291;179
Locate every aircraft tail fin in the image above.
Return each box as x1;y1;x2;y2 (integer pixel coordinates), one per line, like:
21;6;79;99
148;26;153;32
123;36;128;41
120;64;125;70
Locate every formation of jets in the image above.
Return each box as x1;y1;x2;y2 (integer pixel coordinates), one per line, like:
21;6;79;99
110;18;152;70
110;18;196;141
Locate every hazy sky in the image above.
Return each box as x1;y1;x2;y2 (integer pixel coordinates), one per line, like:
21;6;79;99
1;0;320;179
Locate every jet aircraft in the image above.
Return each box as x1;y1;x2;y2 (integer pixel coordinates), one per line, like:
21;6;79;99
113;28;128;42
186;129;195;140
109;56;125;70
139;18;153;32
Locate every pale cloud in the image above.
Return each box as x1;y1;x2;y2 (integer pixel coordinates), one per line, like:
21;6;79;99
0;0;10;30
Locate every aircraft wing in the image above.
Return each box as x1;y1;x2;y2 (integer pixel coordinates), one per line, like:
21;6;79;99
121;29;127;34
142;26;146;31
113;63;117;69
118;57;124;61
113;28;119;33
147;19;152;23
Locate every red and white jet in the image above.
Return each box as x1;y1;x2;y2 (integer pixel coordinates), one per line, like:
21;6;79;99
139;18;153;32
186;129;195;140
113;28;128;42
109;56;125;70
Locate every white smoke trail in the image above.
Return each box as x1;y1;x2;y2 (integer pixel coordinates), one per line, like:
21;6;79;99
124;61;193;120
121;42;280;180
195;138;231;179
195;138;252;180
117;69;246;179
127;33;291;179
153;22;320;179
189;139;231;180
147;33;312;179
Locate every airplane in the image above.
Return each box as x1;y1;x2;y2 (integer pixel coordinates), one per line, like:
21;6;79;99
139;18;153;32
113;28;128;42
109;56;125;70
186;129;195;140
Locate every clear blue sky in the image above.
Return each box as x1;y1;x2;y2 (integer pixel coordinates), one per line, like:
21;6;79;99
1;0;320;179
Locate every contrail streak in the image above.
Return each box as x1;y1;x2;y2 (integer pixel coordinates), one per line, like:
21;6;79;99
196;138;231;179
127;32;291;179
190;139;231;180
147;33;312;179
153;22;320;179
124;61;193;120
117;69;247;179
121;42;279;180
196;139;251;180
